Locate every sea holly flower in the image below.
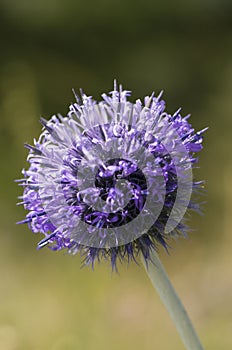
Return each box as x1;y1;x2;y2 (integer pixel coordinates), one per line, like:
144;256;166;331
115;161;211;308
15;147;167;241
17;82;207;350
17;82;206;269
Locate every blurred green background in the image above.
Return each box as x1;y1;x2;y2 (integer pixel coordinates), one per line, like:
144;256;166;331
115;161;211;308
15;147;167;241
0;1;232;349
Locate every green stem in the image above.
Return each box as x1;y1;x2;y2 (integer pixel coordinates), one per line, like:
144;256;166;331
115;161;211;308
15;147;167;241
141;249;204;350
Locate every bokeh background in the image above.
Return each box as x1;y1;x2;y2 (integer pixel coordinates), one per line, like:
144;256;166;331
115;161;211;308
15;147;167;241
0;1;232;349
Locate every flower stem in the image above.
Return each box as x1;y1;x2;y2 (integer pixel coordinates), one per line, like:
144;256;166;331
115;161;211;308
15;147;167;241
141;249;204;350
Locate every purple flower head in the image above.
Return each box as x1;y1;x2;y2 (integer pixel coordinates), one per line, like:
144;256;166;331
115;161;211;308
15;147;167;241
17;82;207;270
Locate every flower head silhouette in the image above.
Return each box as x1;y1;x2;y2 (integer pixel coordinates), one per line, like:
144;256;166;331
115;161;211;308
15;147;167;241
17;82;206;269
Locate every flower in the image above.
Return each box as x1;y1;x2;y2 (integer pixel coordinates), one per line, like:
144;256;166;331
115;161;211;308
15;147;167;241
17;82;207;270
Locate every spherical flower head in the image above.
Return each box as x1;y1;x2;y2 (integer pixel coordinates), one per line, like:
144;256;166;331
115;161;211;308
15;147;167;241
17;82;207;270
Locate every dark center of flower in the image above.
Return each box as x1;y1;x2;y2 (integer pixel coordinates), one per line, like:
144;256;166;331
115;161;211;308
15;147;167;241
67;158;148;228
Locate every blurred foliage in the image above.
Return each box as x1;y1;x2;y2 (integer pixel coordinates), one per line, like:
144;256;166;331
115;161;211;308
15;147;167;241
0;1;232;349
